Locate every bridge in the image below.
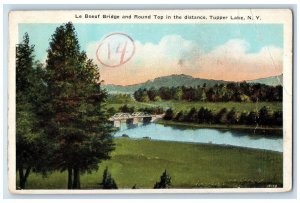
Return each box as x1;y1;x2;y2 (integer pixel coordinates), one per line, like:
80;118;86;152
109;112;164;127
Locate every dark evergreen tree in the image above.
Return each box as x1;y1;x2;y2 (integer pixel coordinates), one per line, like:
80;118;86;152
185;107;197;122
44;22;115;189
215;108;227;124
197;107;213;124
101;167;118;189
226;108;238;125
272;111;283;126
258;106;271;126
239;112;249;125
164;108;174;120
174;111;184;122
16;33;52;189
247;111;259;125
153;170;172;189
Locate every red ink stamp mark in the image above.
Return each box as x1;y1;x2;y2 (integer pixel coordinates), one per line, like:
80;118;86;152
96;33;135;67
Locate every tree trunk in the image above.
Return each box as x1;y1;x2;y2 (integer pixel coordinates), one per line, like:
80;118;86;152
77;171;81;189
72;167;80;189
18;166;24;189
68;167;73;189
18;166;31;189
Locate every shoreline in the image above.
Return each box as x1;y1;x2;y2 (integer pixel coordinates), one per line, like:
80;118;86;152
155;119;283;132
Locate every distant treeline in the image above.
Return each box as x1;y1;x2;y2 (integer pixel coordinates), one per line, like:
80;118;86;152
108;104;282;127
133;82;282;102
164;106;282;126
107;105;164;116
107;94;134;103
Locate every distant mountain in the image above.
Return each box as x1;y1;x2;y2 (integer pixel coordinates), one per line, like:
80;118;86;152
103;74;229;94
103;74;283;94
247;74;283;86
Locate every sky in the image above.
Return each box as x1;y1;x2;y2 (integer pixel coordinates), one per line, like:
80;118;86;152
19;23;283;85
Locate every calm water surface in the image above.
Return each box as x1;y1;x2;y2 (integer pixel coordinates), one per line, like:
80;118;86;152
114;123;283;152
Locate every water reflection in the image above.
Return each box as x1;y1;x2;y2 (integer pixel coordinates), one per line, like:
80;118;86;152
114;123;283;152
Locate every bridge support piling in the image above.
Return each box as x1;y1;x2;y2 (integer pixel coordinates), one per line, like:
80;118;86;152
133;117;139;124
114;120;121;128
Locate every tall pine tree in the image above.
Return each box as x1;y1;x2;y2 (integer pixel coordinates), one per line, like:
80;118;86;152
44;22;115;189
16;33;51;189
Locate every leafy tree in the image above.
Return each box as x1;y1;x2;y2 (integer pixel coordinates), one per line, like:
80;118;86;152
101;167;118;189
206;88;216;102
174;87;183;100
147;87;158;101
240;94;250;102
16;33;53;189
154;170;172;189
44;22;115;189
133;82;282;103
140;90;150;102
133;88;143;101
182;87;197;101
153;95;162;102
134;88;151;102
196;87;207;102
159;87;173;100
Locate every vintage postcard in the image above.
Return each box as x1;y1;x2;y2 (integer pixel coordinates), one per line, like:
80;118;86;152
8;9;293;194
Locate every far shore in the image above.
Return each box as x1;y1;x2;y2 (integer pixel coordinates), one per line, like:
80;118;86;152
155;119;283;132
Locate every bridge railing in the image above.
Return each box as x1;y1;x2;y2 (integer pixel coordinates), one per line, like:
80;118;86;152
109;112;162;121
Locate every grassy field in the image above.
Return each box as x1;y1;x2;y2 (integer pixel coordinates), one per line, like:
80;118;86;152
22;138;283;189
106;100;282;113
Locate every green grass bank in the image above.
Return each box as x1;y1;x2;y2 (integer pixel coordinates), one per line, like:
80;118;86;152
21;138;283;189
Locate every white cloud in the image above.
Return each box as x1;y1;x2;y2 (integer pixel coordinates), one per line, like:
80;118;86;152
86;35;283;85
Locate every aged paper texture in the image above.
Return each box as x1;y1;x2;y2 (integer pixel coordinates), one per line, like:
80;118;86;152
8;9;293;194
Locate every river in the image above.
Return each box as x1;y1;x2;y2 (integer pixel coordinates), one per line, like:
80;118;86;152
114;123;283;152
